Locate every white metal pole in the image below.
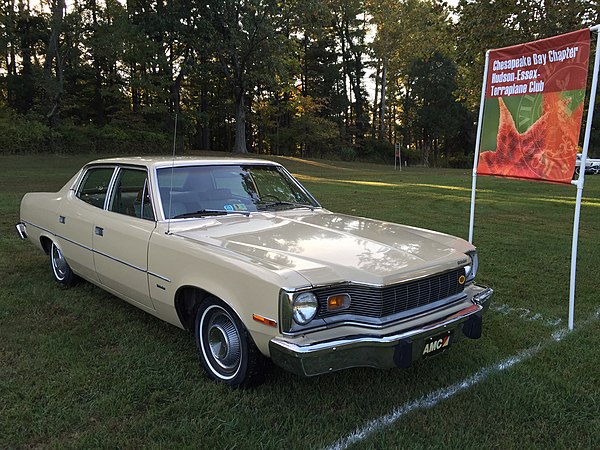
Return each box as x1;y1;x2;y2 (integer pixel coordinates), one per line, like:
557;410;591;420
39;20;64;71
568;27;600;330
468;51;490;244
399;146;402;172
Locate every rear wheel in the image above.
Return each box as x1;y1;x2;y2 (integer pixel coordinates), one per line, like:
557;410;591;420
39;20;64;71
195;297;269;388
50;241;78;286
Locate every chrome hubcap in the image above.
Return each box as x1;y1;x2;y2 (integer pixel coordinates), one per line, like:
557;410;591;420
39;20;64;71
207;311;241;371
51;245;68;280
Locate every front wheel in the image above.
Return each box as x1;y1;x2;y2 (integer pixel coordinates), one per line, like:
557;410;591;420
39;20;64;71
50;241;78;286
195;298;270;388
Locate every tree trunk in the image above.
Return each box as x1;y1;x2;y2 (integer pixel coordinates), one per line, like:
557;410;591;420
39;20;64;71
258;123;264;154
171;68;184;114
91;0;104;125
303;34;308;96
233;87;248;153
422;133;431;167
339;26;350;137
372;60;380;138
44;0;65;127
6;0;16;109
352;54;365;140
388;104;394;142
274;94;281;155
18;0;34;114
379;57;387;140
131;64;140;112
197;87;210;150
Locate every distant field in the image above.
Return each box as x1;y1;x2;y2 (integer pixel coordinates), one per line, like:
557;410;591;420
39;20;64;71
1;153;599;449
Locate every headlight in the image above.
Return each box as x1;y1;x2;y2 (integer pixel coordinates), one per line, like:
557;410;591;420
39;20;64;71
292;292;318;325
464;251;479;283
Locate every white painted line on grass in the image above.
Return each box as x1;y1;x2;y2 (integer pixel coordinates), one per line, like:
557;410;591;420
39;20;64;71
323;346;541;450
491;302;562;328
322;308;600;450
552;308;600;342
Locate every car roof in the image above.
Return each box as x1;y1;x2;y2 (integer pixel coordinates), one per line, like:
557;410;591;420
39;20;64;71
88;156;280;170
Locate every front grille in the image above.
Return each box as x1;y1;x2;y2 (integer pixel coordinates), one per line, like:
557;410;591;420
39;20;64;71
315;268;466;319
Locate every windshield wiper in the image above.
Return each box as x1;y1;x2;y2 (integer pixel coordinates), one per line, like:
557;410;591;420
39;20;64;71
257;201;315;211
173;209;250;219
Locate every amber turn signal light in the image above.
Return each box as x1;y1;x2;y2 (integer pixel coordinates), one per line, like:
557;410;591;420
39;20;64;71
252;314;277;327
327;294;351;311
458;275;466;285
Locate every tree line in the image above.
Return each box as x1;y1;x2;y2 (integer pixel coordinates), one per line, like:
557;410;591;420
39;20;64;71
1;0;598;165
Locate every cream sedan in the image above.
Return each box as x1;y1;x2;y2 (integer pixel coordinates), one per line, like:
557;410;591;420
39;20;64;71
16;157;493;387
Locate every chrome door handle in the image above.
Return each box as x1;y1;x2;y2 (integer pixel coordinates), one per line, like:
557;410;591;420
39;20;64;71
95;226;104;236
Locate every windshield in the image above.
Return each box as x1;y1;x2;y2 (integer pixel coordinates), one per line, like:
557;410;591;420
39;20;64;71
156;164;319;219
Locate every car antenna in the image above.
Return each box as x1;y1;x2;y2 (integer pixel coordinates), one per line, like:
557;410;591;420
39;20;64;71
167;113;177;235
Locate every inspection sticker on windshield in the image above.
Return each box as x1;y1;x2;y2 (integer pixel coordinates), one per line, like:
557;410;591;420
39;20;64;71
223;203;248;212
422;331;452;357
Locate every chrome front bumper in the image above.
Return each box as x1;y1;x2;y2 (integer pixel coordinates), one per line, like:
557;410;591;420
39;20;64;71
269;285;493;377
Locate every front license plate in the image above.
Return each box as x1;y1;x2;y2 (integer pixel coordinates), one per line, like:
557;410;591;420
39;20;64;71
422;331;452;358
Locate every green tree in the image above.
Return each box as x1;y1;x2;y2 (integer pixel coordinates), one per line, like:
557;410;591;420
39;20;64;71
404;52;470;166
368;0;455;153
328;0;368;141
207;0;289;153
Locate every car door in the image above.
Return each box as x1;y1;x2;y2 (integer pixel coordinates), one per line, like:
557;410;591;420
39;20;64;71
92;166;157;309
57;166;117;283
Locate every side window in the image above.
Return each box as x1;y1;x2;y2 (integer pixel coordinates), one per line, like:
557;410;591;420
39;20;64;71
76;167;115;208
109;168;155;221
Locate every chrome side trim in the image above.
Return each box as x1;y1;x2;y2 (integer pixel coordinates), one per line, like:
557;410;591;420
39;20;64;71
93;248;146;273
24;220;94;251
22;220;54;237
22;220;171;283
148;271;172;283
15;223;28;240
58;233;93;251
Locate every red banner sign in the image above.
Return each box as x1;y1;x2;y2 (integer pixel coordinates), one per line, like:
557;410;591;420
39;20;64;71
477;29;591;183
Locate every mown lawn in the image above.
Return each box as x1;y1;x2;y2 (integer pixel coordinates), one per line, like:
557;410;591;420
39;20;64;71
1;153;599;449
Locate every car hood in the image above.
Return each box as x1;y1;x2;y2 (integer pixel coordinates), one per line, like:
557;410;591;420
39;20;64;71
172;210;474;287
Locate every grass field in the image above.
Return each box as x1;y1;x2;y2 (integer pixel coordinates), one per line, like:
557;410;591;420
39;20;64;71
1;153;599;449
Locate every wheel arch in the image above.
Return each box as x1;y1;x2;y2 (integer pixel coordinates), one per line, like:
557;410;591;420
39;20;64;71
40;235;53;255
174;284;255;333
174;285;223;330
